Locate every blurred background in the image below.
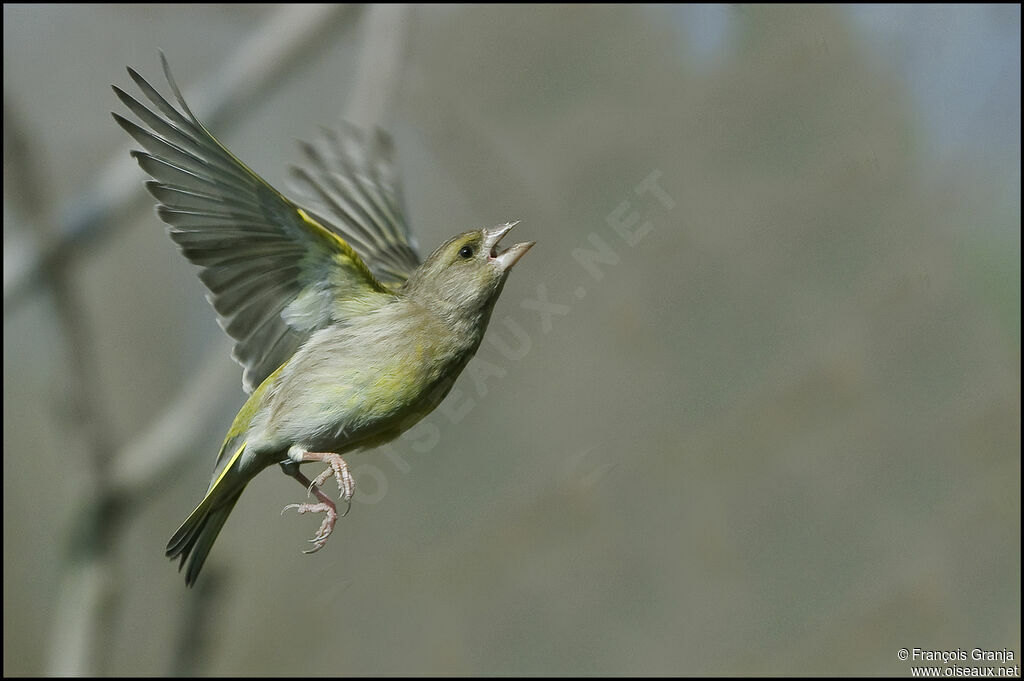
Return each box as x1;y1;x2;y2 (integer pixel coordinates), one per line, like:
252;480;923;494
3;4;1019;676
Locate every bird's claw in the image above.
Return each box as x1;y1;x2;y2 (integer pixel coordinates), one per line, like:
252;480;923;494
309;454;355;502
281;500;338;554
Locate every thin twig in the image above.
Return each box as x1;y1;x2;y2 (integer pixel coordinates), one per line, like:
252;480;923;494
110;340;241;498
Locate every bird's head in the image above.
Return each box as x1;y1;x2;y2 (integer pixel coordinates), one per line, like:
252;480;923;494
403;221;534;322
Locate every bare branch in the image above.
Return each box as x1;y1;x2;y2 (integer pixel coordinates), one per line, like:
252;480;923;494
39;5;362;676
110;340;240;497
4;4;357;315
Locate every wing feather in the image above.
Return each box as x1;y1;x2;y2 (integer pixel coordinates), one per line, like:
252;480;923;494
287;124;421;286
114;54;394;393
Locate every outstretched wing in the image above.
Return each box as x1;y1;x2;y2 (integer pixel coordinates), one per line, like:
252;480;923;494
113;54;393;394
287;124;421;286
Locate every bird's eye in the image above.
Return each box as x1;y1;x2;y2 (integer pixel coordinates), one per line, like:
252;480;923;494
459;245;474;259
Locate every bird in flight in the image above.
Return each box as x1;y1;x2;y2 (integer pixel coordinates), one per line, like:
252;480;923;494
113;54;534;586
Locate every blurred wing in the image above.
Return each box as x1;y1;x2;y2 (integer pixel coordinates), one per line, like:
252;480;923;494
113;54;391;394
287;124;421;286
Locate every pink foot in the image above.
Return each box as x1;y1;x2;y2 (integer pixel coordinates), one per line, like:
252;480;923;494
281;499;338;554
305;452;355;502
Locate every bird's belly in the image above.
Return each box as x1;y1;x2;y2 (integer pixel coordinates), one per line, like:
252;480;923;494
262;351;468;455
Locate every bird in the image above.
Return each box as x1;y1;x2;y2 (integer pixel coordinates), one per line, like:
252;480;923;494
112;54;534;586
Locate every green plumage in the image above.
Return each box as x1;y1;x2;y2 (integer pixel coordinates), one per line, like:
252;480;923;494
114;55;534;585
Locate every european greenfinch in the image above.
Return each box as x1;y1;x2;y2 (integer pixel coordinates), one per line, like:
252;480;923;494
112;55;534;586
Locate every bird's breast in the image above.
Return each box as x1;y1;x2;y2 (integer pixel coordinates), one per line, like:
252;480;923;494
257;313;477;453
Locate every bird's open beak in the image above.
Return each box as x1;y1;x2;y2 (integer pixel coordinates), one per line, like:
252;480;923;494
485;221;535;270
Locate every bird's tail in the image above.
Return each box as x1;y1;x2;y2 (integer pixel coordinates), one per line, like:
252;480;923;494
166;443;249;586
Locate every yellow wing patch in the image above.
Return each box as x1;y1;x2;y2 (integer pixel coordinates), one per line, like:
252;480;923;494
297;208;386;293
209;359;290;479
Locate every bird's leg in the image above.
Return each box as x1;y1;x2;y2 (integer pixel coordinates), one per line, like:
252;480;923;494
279;464;339;554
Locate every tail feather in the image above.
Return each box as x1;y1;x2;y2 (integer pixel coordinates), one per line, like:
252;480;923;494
166;487;245;586
167;439;252;586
